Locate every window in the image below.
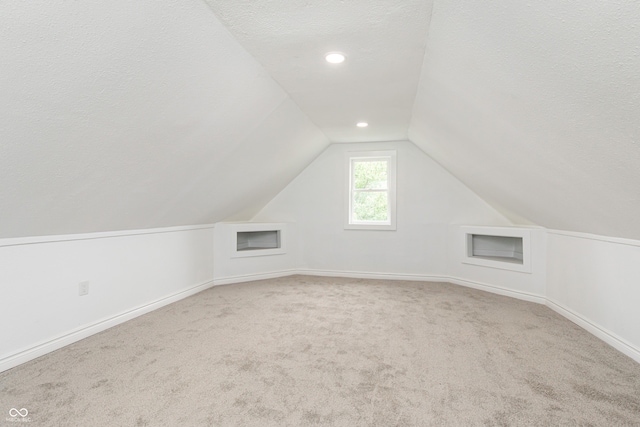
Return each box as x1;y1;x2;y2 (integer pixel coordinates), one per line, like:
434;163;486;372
345;150;396;230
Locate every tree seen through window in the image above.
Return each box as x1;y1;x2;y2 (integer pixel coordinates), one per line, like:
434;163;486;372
352;160;389;222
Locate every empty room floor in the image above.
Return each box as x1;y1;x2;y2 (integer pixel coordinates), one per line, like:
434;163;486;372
2;276;639;426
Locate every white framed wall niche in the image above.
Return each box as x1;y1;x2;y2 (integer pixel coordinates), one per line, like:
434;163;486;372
213;222;299;285
230;223;286;258
461;226;532;273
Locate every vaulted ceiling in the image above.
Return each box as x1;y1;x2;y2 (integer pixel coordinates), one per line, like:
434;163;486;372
206;0;434;143
1;1;638;239
409;0;640;239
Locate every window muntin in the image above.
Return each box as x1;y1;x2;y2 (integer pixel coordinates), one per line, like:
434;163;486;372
346;151;396;230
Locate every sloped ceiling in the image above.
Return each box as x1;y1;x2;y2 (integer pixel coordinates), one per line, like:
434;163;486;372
409;0;640;240
2;1;638;240
0;0;328;238
205;0;434;143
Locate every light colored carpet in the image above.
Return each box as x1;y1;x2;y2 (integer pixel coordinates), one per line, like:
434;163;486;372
1;275;639;426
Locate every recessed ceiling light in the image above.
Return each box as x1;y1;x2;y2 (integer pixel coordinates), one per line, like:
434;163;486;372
356;122;368;128
325;52;346;64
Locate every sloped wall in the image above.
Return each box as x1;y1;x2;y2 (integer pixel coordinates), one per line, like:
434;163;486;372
409;0;640;240
0;0;328;239
254;141;512;276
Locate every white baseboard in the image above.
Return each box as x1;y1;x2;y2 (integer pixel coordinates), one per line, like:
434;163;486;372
297;269;546;304
299;270;638;362
546;299;640;364
213;269;299;286
446;276;545;304
218;268;544;305
0;278;217;373
4;269;638;372
296;268;449;283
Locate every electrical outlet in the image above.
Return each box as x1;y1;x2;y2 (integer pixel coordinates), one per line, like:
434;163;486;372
78;281;89;296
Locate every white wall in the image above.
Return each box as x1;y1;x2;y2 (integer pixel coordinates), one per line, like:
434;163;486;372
252;158;640;363
409;0;640;240
3;144;638;375
213;223;300;284
546;231;640;362
446;226;546;302
0;225;214;372
252;140;640;362
218;139;546;307
0;0;328;239
254;141;513;277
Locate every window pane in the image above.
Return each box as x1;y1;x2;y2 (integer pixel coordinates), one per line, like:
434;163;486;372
353;191;388;222
354;160;388;190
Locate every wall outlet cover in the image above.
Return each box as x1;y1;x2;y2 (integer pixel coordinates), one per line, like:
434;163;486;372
79;281;89;296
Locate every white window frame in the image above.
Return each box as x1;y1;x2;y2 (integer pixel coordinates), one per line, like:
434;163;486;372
345;150;397;231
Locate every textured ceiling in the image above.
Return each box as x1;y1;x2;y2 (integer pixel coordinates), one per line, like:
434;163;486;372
205;0;433;143
0;0;327;238
1;0;638;240
409;0;640;240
